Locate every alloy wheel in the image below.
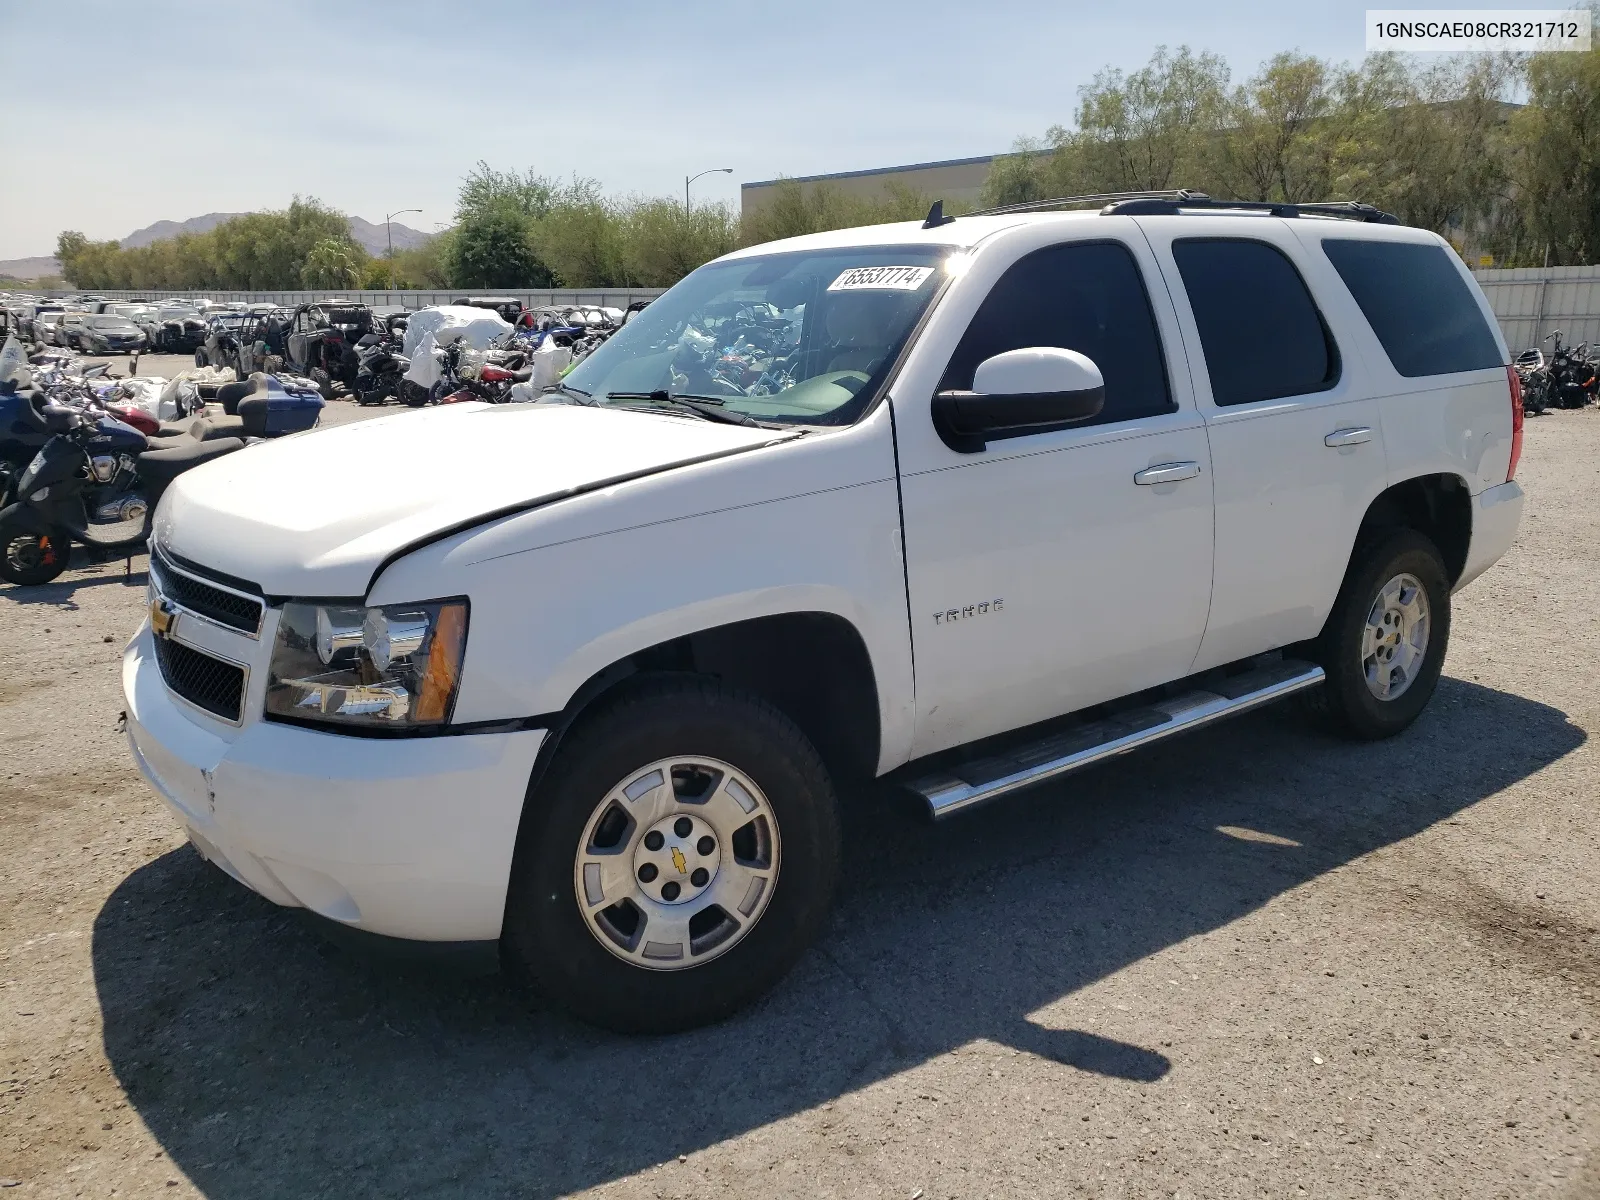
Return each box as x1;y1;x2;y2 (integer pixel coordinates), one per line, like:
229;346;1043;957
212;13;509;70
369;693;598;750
573;755;779;970
1361;572;1430;700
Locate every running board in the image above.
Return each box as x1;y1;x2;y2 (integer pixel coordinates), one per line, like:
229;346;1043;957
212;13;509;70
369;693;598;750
907;658;1325;819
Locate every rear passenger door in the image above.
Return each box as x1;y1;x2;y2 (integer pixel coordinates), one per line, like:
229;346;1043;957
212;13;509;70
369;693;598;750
1137;220;1390;671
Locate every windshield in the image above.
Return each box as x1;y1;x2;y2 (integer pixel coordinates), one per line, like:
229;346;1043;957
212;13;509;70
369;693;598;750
89;315;129;328
562;245;951;426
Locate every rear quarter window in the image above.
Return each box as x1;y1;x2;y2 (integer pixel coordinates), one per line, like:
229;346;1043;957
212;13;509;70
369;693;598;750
1320;239;1503;377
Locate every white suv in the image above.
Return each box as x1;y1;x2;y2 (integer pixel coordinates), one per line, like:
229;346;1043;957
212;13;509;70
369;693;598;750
121;194;1525;1032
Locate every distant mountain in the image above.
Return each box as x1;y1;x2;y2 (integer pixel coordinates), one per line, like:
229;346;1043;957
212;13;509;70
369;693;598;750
119;212;244;248
118;212;431;255
8;212;432;279
0;256;62;281
347;216;431;254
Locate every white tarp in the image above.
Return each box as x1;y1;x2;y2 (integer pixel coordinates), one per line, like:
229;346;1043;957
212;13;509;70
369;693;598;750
403;331;443;390
401;306;511;358
0;335;28;387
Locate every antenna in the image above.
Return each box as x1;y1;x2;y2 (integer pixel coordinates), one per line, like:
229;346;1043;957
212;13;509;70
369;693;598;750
922;200;957;229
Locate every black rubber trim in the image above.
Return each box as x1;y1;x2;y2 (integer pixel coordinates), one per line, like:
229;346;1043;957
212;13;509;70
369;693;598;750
360;429;803;601
295;910;501;977
261;710;558;739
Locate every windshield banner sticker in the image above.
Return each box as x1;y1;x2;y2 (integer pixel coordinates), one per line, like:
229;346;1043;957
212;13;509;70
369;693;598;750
827;266;936;292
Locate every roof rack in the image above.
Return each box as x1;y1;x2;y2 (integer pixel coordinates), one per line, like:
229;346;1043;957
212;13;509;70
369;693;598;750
963;190;1195;218
951;189;1400;225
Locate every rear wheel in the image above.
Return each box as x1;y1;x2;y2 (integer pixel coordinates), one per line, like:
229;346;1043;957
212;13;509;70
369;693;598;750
1303;529;1450;740
503;677;841;1033
194;349;207;368
0;528;68;586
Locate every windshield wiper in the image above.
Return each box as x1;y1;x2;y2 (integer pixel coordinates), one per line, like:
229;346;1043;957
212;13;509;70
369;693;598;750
546;382;596;405
605;390;779;428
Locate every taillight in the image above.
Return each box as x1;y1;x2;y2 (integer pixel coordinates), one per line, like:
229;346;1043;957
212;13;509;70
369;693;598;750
1506;365;1523;482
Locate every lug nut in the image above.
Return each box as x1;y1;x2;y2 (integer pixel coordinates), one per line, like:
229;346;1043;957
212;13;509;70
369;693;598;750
697;835;715;856
638;863;658;883
674;816;693;837
661;881;681;901
643;830;664;851
690;867;709;887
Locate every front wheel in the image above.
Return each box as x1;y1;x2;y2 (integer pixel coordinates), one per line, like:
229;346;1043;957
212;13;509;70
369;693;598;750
503;677;841;1033
1304;529;1451;740
0;526;68;586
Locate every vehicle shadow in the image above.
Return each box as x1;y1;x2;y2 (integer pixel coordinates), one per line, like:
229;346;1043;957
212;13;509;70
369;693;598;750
92;677;1583;1198
1;561;147;607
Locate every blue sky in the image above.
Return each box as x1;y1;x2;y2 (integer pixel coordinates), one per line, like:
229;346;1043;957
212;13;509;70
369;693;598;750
0;0;1543;258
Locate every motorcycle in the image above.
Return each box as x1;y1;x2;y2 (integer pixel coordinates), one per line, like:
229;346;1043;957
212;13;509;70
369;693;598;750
1543;331;1595;410
1513;347;1550;415
0;374;322;586
352;333;411;406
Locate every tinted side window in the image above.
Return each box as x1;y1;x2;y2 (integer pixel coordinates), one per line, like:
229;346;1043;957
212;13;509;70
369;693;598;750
1321;238;1502;377
1171;239;1338;407
940;241;1174;425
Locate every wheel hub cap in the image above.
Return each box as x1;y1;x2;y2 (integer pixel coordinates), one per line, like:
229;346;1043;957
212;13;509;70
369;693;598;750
632;811;721;905
574;756;779;970
1360;572;1430;701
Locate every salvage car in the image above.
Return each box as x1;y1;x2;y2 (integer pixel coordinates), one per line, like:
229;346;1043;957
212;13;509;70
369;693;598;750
146;305;209;353
80;313;148;354
32;309;67;345
119;195;1524;1034
79;312;147;355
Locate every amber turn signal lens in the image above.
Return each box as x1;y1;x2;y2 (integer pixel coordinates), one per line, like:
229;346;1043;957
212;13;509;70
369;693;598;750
414;602;468;722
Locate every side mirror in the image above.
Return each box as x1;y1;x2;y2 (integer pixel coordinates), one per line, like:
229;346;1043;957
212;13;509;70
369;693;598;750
932;347;1105;453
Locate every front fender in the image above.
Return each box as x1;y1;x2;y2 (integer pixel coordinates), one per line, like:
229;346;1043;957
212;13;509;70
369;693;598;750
371;481;917;773
0;499;54;535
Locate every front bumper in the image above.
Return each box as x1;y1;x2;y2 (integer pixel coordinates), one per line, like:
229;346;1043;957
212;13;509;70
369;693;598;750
123;624;545;942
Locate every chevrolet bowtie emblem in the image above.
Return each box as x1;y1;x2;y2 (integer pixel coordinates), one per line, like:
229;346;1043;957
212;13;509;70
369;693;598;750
149;597;176;637
671;847;687;875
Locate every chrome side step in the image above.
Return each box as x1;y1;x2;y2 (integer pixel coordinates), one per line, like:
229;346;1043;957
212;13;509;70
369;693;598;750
907;658;1325;819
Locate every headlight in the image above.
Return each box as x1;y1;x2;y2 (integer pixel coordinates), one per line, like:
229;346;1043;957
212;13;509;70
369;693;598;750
265;599;468;731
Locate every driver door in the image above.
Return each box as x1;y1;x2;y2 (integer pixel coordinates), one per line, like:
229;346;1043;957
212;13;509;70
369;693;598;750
895;232;1216;757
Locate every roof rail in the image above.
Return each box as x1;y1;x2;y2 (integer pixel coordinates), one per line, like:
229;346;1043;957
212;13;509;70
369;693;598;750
1101;193;1399;224
963;190;1197;218
951;189;1400;225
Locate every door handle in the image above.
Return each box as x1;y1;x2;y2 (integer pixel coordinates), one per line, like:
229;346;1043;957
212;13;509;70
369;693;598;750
1133;461;1202;486
1324;426;1373;448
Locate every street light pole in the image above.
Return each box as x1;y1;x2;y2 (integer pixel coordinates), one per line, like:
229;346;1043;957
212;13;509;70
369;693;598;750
385;208;422;259
684;168;733;214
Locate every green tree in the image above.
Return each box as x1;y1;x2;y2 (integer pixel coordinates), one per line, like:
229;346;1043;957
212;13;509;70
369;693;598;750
301;237;364;289
444;161;557;287
1507;40;1600;264
1070;45;1230;192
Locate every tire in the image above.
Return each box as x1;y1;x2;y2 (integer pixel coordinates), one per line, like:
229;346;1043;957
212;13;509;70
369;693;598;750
400;380;428;408
194;350;207;368
1303;529;1450;740
0;526;69;586
308;368;335;401
503;676;841;1034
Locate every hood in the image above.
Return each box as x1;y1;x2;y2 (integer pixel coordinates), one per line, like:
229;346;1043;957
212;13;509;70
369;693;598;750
156;402;790;598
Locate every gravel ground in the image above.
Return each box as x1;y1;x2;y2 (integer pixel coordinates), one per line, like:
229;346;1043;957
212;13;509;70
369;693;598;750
0;407;1597;1199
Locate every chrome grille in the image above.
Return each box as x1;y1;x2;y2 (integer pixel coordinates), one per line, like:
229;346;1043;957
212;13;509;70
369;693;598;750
154;637;245;723
150;551;263;636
